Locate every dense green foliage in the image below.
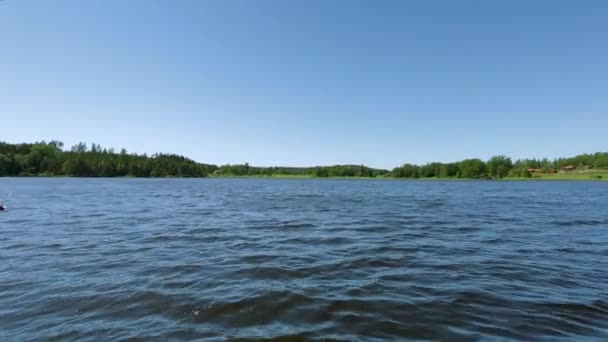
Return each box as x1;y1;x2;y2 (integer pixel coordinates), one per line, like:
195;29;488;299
1;141;607;179
390;152;608;179
213;163;389;178
0;141;216;177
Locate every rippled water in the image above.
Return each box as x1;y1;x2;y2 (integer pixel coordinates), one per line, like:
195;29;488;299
1;178;608;341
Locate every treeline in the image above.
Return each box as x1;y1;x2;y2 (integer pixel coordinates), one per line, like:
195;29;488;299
390;152;608;179
1;141;607;179
0;141;217;177
213;164;389;178
391;157;508;179
213;152;608;179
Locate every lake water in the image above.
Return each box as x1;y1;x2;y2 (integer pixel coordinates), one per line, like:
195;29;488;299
1;178;607;341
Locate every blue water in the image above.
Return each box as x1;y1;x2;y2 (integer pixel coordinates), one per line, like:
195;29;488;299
1;178;607;341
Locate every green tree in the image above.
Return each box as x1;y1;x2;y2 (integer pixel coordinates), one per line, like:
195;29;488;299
391;164;419;178
459;159;487;178
0;154;10;176
420;163;436;178
594;153;608;169
487;155;513;178
71;142;88;153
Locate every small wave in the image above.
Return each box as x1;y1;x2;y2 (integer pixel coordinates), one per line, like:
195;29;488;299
550;219;607;227
233;266;311;280
344;257;405;269
187;291;316;326
240;254;278;264
252;221;317;230
228;333;325;342
417;199;447;208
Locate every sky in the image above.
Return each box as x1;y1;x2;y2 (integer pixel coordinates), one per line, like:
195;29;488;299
1;0;607;169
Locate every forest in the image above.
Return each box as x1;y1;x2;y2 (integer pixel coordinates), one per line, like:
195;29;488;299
1;141;607;179
0;141;216;177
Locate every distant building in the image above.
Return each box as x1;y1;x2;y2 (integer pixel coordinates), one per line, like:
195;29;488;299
563;165;576;172
528;168;541;173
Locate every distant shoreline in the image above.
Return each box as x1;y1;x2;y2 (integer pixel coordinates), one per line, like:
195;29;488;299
212;174;608;181
1;174;605;181
1;141;607;180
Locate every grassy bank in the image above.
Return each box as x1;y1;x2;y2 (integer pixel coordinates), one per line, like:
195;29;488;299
517;169;608;180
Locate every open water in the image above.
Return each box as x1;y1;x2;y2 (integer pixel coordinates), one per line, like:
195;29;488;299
1;178;607;341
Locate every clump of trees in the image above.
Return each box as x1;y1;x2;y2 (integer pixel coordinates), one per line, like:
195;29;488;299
0;141;217;177
213;163;389;178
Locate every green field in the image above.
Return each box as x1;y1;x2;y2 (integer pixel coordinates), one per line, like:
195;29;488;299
518;170;608;180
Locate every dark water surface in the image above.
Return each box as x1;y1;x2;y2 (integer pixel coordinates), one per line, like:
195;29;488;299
1;178;608;341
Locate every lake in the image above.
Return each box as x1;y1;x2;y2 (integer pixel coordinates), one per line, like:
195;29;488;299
1;178;607;341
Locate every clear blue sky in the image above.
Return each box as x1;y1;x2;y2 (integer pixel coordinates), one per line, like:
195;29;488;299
1;0;606;169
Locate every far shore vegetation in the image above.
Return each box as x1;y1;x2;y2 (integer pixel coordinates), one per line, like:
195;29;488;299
1;141;607;180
